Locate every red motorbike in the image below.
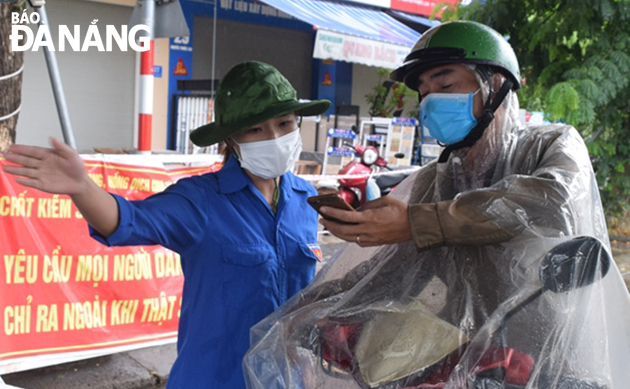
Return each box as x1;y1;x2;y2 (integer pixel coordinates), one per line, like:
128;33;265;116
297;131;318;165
315;237;611;389
338;142;412;209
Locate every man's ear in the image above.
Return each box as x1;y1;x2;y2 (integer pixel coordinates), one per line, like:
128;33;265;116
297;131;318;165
490;73;507;97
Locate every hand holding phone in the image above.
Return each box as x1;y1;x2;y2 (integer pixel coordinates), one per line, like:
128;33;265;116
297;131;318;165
307;193;356;224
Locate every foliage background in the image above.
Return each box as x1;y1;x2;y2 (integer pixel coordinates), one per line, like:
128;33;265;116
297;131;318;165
364;67;418;118
434;0;630;223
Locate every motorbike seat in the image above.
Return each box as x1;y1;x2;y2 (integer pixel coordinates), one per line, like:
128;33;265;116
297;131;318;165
376;172;410;190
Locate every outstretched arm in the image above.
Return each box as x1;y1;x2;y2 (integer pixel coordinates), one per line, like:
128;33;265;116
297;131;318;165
2;138;119;238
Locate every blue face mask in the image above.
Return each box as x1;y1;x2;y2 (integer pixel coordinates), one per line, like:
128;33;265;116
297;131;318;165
419;89;480;145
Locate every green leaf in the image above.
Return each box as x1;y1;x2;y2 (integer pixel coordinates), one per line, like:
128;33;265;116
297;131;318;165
609;50;630;73
546;82;580;120
548;45;558;62
598;58;622;81
588;142;602;156
578;79;601;101
598;78;617;100
599;0;615;21
564;68;587;79
615;163;626;173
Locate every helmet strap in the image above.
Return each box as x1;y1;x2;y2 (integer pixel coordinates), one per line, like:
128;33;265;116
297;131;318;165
437;78;514;163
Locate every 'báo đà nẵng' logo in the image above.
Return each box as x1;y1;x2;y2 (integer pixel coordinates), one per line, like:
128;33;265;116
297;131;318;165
10;11;150;52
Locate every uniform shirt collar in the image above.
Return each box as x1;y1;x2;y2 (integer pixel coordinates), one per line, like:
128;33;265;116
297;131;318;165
217;155;249;194
282;170;312;193
217;154;312;194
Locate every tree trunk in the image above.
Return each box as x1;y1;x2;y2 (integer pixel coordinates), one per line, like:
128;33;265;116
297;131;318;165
0;3;24;153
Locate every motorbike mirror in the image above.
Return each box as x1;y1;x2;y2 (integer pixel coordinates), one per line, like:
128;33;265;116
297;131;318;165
394;153;405;159
539;236;611;293
351;125;359;134
495;236;612;336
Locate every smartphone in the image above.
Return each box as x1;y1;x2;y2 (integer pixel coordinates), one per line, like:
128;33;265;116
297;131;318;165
307;193;356;223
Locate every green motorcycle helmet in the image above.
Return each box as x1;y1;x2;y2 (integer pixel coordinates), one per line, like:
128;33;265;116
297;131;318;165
390;21;520;92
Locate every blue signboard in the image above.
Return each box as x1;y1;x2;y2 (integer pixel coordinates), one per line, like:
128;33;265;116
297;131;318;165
327;128;356;139
366;134;384;142
392;117;417;126
154;65;162;78
327;146;356;157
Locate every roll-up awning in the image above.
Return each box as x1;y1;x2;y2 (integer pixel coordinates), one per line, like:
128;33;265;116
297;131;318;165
261;0;422;68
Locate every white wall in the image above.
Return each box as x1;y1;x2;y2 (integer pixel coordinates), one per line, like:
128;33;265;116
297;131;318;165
17;0;136;152
192;17;314;100
351;63;378;119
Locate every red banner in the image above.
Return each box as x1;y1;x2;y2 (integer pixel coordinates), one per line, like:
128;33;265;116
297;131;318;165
390;0;458;16
342;0;459;17
0;156;222;373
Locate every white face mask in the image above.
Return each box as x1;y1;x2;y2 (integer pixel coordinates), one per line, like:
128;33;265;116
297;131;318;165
232;130;302;179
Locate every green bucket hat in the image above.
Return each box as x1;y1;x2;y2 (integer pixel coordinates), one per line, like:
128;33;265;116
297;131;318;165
190;61;331;147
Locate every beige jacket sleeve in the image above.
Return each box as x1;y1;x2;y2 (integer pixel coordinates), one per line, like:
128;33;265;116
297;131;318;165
408;200;515;248
408;126;591;250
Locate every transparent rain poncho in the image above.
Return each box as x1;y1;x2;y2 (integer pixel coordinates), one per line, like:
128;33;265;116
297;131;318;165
243;75;630;389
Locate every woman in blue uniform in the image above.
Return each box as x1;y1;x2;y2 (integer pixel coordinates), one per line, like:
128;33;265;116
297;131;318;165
2;61;330;389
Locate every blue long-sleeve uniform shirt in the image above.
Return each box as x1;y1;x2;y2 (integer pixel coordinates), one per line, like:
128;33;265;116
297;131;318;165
90;155;320;389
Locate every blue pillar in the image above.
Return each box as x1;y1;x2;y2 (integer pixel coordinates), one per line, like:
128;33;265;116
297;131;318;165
166;1;196;149
311;59;353;117
312;59;336;116
335;61;352;108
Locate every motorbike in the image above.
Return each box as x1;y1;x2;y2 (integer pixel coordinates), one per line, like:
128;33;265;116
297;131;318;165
337;141;412;209
313;236;611;389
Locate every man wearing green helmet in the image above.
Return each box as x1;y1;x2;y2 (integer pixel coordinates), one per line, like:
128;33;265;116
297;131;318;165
320;21;527;246
2;61;331;389
244;21;630;388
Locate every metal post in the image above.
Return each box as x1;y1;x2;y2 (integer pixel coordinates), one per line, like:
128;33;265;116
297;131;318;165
211;0;217;98
321;136;330;176
137;0;155;153
34;6;77;149
314;115;320;152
